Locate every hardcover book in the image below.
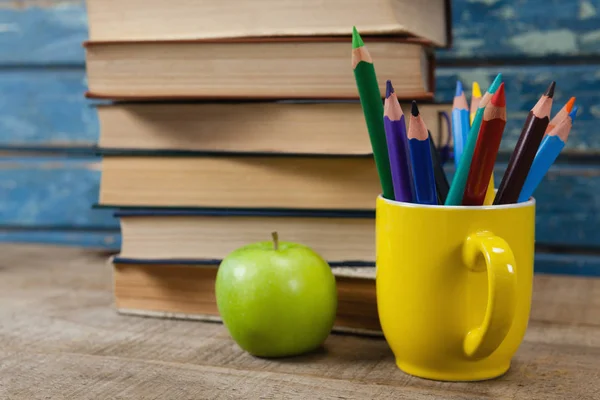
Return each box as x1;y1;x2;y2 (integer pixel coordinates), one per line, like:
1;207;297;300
86;0;452;48
96;101;451;155
85;37;435;100
112;258;379;335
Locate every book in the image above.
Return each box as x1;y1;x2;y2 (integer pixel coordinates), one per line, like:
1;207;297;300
86;0;451;48
84;38;434;100
112;258;380;335
114;209;376;263
99;155;381;210
97;101;451;155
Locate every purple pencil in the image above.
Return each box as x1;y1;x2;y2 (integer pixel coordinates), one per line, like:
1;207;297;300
384;80;415;202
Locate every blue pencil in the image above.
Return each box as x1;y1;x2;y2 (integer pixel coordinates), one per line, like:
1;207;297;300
451;81;470;167
518;106;578;203
408;101;437;205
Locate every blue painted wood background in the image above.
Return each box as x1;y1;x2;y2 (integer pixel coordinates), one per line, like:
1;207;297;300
1;0;600;274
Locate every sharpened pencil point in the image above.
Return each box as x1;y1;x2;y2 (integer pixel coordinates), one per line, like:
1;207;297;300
490;83;506;107
545;81;556;98
488;73;503;94
352;26;364;49
455;80;463;96
411;100;419;116
565;97;576;113
386;80;394;98
472;82;481;98
569;106;578;120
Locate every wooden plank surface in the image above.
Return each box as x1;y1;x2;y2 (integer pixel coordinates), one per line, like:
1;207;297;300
0;244;599;399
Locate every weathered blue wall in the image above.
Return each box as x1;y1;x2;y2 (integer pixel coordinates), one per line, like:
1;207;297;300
1;0;599;273
440;0;600;60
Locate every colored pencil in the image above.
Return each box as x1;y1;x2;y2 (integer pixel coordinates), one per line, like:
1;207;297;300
518;106;577;203
463;83;507;206
445;73;503;205
351;27;394;200
451;81;470;167
545;96;575;134
440;111;452;166
383;80;414;202
408;101;437;205
428;130;450;204
482;174;496;206
472;81;497;205
470;82;482;124
494;81;555;205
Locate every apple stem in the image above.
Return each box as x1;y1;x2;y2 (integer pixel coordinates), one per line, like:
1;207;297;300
271;231;279;251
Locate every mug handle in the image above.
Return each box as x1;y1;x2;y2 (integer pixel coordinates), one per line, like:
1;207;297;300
461;231;518;359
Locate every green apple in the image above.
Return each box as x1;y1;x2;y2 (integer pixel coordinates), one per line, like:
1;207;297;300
215;232;337;358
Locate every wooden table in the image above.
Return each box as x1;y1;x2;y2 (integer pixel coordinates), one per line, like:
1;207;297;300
1;244;599;399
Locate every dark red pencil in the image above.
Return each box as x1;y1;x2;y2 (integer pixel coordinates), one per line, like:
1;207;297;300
463;83;507;206
494;81;555;205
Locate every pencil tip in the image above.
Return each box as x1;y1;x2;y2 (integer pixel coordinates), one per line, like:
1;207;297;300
411;100;419;116
545;81;556;98
455;80;463;96
351;26;364;49
490;82;506;107
566;96;576;113
472;82;481;98
488;73;503;94
386;80;394;98
569;106;578;121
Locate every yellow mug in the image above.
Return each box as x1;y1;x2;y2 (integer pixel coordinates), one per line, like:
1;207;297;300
376;195;535;381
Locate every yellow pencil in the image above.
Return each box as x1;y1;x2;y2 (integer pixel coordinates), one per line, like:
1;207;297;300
470;82;481;124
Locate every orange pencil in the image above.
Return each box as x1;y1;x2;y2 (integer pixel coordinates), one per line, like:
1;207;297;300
463;83;507;206
545;96;575;133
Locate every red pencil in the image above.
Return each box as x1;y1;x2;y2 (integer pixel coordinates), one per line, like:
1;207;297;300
463;83;507;206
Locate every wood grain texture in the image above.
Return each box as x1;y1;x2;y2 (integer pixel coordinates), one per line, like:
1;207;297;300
2;67;600;152
0;244;599;399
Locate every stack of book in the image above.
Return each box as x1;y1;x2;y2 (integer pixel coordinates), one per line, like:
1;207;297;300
85;0;452;334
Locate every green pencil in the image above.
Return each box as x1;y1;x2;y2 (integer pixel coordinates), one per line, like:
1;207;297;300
352;27;394;200
445;73;503;205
